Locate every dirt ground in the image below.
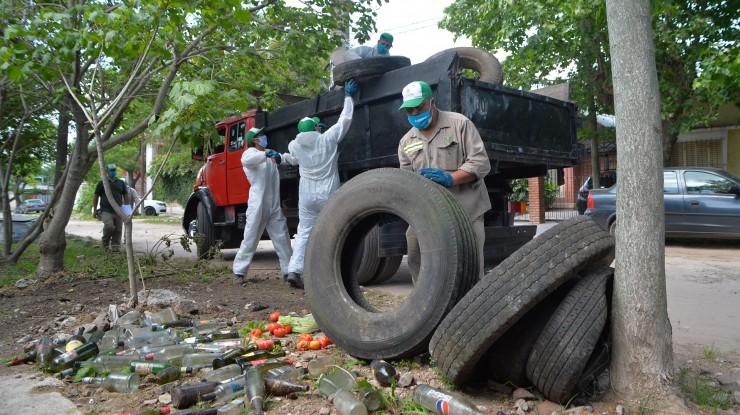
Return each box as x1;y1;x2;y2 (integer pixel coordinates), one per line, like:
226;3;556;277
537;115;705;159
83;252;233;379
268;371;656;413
0;216;738;414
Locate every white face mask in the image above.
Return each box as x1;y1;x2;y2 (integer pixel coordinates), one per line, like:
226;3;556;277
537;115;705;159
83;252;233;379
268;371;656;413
258;135;268;147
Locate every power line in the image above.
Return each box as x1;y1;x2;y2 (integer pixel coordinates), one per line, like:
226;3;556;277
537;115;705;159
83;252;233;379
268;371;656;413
378;15;444;33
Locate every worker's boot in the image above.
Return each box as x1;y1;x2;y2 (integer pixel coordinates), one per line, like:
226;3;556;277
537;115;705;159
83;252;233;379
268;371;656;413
286;273;303;289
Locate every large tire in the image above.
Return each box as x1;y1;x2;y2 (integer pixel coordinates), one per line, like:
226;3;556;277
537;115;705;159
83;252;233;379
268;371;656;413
526;267;613;403
354;226;382;286
196;202;216;259
368;255;403;285
332;56;411;86
425;47;503;85
430;216;615;385
304;168;478;359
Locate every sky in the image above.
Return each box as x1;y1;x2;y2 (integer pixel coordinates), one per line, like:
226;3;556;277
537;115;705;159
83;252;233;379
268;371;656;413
353;0;474;64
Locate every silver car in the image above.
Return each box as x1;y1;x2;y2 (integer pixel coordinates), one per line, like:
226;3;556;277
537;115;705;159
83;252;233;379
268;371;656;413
586;167;740;239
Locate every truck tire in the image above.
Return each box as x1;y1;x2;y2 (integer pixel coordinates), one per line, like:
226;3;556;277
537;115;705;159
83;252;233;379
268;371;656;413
332;56;411;86
429;216;615;385
526;267;612;403
196;202;216;259
305;168;478;359
425;47;503;85
368;255;403;285
354;226;382;286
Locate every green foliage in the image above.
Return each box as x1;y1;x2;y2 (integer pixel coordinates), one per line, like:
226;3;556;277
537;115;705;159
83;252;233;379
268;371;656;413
75;182;97;214
510;179;529;202
150;148;202;207
545;181;558;208
677;367;732;411
442;0;739;159
702;344;720;360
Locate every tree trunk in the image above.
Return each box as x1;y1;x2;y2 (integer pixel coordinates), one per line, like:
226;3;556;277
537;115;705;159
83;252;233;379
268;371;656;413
606;0;682;409
55;96;71;187
36;142;92;280
661;122;679;167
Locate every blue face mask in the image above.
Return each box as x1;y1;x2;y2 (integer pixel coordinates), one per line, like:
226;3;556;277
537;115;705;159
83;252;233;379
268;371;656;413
258;135;268;147
108;171;117;178
407;111;432;129
377;44;389;55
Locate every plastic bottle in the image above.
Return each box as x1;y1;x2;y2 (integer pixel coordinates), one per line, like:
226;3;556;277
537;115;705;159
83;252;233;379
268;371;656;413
120;407;171;415
412;384;484;415
171;382;220;409
216;398;244;415
370;359;396;386
333;388;368;415
203;364;243;383
48;341;99;373
244;365;266;415
81;372;140;393
307;355;341;376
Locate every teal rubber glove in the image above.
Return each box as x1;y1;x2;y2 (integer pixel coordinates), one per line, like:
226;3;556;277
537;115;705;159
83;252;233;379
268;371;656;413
266;149;282;165
419;168;453;188
344;79;358;96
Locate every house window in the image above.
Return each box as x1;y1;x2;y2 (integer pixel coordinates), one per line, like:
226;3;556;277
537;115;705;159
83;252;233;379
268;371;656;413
670;139;722;168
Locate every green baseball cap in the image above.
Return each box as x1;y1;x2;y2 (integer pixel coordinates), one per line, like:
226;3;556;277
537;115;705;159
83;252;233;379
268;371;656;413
379;32;394;45
298;117;316;133
246;127;264;146
399;81;432;110
106;163;117;171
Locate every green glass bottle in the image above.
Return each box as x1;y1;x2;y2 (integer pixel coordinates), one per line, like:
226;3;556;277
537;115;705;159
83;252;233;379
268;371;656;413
48;341;99;373
130;360;174;375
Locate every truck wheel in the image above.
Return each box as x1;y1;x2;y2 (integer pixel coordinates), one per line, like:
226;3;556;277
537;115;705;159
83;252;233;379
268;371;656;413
429;216;615;385
196;202;216;259
305;168;478;359
144;206;156;216
332;56;411;86
368;255;403;285
526;267;612;403
425;47;503;85
354;226;382;286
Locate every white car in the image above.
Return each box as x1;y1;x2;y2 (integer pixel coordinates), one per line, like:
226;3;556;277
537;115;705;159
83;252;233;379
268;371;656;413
92;199;167;216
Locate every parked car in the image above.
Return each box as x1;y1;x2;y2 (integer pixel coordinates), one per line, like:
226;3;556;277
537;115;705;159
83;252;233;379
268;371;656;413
586;167;740;239
143;199;167;216
15;199;46;214
576;171;617;215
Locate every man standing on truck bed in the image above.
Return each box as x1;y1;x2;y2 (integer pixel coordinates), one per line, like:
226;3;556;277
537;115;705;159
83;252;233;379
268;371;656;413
233;128;293;285
271;79;359;289
344;32;394;60
397;81;491;281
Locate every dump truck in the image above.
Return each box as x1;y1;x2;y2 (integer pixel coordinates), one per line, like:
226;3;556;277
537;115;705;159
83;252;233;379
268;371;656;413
182;48;580;281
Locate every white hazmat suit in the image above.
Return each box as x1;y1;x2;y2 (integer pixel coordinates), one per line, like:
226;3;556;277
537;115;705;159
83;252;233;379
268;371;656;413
232;147;293;277
281;96;355;276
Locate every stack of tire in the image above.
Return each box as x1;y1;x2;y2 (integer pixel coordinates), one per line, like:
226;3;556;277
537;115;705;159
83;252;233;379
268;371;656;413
304;169;615;403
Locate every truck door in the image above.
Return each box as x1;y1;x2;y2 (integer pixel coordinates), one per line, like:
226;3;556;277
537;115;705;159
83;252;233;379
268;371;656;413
203;127;228;206
226;120;250;205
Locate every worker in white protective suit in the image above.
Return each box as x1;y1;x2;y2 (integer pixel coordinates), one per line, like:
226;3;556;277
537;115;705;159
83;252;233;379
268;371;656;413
232;127;293;285
344;32;394;61
266;79;358;289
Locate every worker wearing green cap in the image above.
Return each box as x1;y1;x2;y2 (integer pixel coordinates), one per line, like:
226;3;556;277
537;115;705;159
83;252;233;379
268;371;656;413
397;80;491;282
345;32;394;61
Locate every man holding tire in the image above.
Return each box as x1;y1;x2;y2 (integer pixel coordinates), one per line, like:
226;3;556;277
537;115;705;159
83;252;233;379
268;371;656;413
397;80;491;281
344;32;394;61
271;79;359;289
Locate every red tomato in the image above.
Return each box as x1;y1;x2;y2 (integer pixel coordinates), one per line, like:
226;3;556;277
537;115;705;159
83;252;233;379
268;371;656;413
283;324;292;334
266;323;279;334
273;327;287;338
309;340;321;350
249;328;263;337
269;311;281;322
299;333;314;342
318;337;331;348
297;340;310;351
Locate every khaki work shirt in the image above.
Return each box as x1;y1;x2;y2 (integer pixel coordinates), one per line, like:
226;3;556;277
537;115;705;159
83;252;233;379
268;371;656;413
398;110;491;220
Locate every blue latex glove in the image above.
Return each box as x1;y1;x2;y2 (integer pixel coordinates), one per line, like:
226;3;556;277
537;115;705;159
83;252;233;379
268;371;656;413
419;168;453;188
266;149;282;165
344;79;358;96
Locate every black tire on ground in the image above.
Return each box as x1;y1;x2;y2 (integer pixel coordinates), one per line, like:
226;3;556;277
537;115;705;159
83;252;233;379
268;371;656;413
368;255;403;285
525;267;613;403
196;202;216;259
425;47;503;85
304;168;478;359
144;206;157;216
354;226;382;286
429;216;615;385
477;277;578;386
608;220;616;237
332;56;411;86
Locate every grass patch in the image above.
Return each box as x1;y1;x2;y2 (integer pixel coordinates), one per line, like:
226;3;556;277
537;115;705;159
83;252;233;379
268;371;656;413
702;343;721;359
678;367;732;412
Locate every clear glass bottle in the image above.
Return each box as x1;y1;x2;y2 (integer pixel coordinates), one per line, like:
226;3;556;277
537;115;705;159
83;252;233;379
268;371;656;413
138;343;195;362
195;340;242;353
333;388;368;415
412;384;483;415
116;310;142;325
265;364;305;381
307;355;341;376
81;372;140;393
180;353;219;368
244;365;266;415
216;398;244;415
317;366;357;398
147;307;178;325
77;354;154;373
202;376;246;402
358;387;382;412
203;364;243;383
36;336;54;365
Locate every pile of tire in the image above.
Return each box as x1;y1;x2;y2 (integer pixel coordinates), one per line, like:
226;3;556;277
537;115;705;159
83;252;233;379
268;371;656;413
304;168;615;404
430;215;616;403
